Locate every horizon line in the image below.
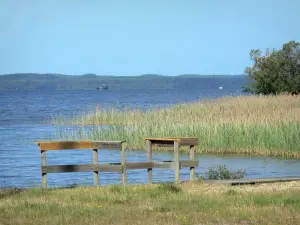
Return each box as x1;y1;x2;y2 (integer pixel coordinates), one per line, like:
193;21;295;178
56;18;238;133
0;73;246;77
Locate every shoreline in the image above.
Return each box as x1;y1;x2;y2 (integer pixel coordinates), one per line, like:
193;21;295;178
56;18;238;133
3;176;300;190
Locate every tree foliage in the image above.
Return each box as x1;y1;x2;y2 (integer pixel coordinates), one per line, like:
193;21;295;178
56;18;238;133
244;41;300;95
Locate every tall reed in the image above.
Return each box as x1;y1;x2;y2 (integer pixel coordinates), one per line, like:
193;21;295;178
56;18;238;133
53;95;300;157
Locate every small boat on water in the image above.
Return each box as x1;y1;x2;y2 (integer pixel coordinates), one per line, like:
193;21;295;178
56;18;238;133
96;84;108;90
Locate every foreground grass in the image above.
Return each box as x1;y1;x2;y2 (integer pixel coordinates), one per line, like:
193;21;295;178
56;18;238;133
1;182;300;225
53;95;300;157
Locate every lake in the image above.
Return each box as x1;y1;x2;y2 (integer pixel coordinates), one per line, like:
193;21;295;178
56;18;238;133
1;80;300;187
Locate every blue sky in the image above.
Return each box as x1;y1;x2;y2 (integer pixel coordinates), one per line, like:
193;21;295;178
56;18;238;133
1;0;299;76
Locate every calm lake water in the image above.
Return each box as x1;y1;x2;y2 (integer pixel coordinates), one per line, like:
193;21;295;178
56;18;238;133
1;81;300;187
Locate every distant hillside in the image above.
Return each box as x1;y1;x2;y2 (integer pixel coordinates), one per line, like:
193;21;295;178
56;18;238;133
0;73;248;91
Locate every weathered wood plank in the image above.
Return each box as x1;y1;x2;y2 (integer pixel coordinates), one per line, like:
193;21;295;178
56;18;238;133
41;164;123;173
144;138;198;147
126;162;154;170
92;142;123;150
144;138;181;141
126;161;174;170
152;143;175;147
203;177;300;185
37;141;124;151
153;161;174;169
41;150;47;188
38;141;93;150
179;160;198;168
174;141;180;183
189;145;195;180
121;142;127;184
179;138;198;146
125;160;197;170
93;149;99;185
146;140;152;184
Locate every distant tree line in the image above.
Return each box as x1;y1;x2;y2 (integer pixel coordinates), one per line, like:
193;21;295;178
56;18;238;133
0;74;246;91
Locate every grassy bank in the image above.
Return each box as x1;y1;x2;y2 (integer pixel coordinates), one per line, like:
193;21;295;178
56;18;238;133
54;95;300;157
1;182;300;225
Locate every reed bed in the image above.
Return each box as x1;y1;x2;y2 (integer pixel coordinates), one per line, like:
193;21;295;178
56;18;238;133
53;95;300;158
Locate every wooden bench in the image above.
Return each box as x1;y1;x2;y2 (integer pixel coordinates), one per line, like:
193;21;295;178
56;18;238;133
144;137;199;183
36;141;126;188
36;138;199;187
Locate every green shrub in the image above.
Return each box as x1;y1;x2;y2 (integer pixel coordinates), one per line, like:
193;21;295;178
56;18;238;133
201;165;245;180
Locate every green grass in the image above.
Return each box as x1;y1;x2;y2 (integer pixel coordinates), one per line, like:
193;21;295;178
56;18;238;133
1;182;300;225
53;95;300;158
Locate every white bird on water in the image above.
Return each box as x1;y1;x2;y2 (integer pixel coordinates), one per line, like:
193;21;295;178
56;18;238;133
219;86;223;90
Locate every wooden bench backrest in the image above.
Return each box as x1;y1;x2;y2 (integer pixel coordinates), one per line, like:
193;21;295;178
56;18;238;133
36;141;125;151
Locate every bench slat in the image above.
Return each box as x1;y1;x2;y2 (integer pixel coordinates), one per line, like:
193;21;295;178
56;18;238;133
41;164;123;173
37;141;125;151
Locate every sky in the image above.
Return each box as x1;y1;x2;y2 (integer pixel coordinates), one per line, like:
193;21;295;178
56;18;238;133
0;0;299;76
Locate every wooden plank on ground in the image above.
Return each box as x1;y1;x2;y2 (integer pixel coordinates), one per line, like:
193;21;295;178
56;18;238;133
203;177;300;185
